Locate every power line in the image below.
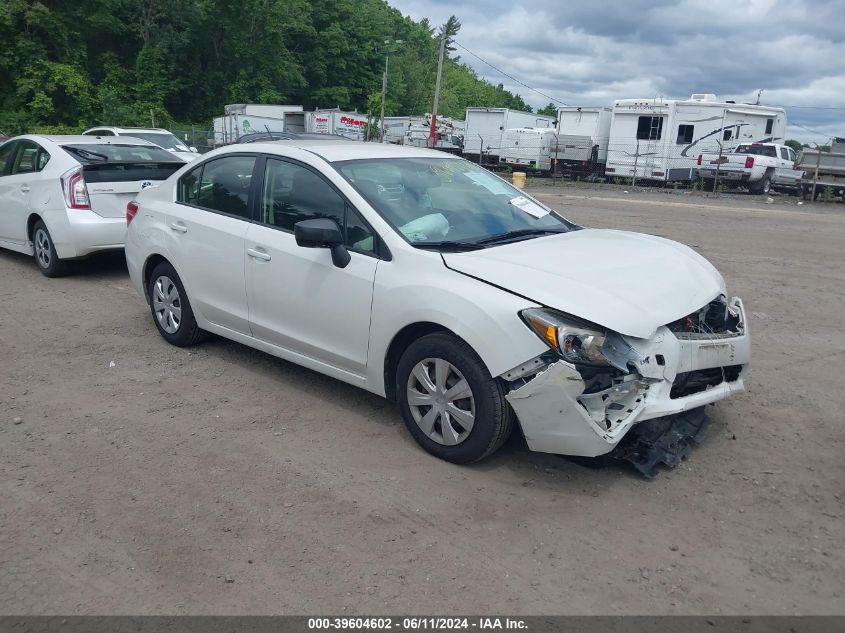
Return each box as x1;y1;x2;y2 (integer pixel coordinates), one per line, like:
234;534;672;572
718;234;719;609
779;105;845;110
789;121;833;138
452;41;568;107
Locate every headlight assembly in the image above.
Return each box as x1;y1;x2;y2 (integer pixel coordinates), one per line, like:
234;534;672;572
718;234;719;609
520;308;610;366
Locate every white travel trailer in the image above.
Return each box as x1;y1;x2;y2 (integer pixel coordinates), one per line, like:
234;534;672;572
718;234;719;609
605;94;787;183
463;108;555;163
499;128;559;172
554;106;612;176
306;109;369;141
213;104;304;145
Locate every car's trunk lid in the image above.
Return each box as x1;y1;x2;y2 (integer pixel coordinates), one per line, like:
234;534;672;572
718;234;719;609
82;162;182;218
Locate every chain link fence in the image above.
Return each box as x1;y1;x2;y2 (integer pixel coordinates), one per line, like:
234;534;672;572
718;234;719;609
168;126;214;154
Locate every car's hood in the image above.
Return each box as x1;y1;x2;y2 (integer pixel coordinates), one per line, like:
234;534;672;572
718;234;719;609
442;229;725;339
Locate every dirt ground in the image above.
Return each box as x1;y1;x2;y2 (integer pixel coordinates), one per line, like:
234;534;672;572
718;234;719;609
1;183;842;615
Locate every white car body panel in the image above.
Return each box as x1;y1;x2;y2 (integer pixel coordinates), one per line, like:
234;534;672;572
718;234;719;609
125;141;750;459
442;228;725;339
0;135;182;262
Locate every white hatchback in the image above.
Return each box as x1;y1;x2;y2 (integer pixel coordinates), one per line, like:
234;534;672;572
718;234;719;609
0;135;185;276
82;126;199;163
125;142;750;469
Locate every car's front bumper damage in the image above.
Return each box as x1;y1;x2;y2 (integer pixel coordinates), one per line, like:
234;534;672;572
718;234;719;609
503;297;750;462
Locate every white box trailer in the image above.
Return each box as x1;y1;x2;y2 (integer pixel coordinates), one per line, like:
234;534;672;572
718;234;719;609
463;108;555;162
499;128;559;172
307;109;369;141
554;106;612;176
213;104;304;145
605;94;787;183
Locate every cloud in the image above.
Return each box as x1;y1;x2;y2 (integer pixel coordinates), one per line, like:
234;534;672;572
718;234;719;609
390;0;845;142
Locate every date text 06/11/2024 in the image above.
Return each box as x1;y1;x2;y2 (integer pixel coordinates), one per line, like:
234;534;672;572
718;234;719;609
307;617;528;630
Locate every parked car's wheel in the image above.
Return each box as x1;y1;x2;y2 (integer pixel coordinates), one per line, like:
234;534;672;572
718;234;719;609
751;176;771;195
396;332;513;463
32;220;68;277
147;261;206;347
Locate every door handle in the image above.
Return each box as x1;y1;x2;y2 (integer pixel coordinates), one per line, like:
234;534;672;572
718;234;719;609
247;247;271;262
169;222;188;233
20;185;30;193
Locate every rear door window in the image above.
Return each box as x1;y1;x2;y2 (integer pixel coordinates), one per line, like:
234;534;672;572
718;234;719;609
193;155;257;218
11;141;42;174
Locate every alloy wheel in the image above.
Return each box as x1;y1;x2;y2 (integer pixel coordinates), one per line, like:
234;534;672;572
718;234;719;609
34;228;51;269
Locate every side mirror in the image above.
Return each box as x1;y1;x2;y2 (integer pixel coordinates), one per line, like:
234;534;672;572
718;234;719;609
294;218;351;268
189;146;198;153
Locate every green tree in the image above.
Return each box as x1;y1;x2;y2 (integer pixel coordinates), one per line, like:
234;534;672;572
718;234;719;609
784;139;803;153
537;102;557;117
0;0;542;133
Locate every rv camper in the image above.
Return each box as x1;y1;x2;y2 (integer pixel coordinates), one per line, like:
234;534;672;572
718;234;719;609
463;108;555;164
554;106;612;177
499;128;559;172
605;94;787;183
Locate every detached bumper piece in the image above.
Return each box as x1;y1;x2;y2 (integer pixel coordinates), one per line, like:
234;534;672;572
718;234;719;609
612;406;709;478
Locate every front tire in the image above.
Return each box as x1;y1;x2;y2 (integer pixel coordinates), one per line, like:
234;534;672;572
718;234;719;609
32;220;68;277
396;332;513;463
147;261;206;347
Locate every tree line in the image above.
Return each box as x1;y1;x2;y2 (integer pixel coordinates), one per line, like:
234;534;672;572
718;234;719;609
0;0;538;135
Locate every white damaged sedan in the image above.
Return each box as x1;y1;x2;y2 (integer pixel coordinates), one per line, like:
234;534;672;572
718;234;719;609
125;142;750;470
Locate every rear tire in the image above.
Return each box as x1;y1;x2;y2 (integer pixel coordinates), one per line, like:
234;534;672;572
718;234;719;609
751;175;771;195
396;332;513;464
32;220;68;277
147;261;206;347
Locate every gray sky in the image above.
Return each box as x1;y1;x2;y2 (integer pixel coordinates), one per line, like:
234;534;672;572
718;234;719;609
390;0;845;144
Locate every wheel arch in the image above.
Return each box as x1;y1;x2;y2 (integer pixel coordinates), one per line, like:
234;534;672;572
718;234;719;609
27;213;42;241
142;253;171;302
383;322;460;402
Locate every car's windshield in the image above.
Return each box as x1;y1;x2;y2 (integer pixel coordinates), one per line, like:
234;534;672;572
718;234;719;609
335;158;573;247
126;132;190;152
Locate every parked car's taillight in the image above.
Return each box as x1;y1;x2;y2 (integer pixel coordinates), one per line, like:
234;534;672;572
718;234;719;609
126;201;139;225
745;156;754;169
696;154;702;166
61;168;91;210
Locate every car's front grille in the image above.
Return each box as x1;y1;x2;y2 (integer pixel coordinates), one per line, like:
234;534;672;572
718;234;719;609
670;365;742;399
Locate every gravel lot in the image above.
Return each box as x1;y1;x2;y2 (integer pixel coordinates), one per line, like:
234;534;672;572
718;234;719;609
1;184;842;615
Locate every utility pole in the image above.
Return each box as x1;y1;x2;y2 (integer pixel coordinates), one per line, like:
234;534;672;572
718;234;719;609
430;16;460;148
379;39;402;143
430;31;447;147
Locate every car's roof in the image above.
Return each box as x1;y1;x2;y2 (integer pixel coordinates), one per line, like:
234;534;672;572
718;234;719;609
240;140;460;162
36;134;159;146
84;127;172;134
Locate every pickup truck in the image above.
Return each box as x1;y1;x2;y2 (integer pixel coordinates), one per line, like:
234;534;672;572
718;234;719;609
696;143;804;194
